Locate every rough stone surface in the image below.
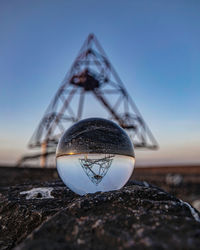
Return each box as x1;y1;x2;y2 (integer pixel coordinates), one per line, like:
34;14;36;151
0;180;200;250
0;180;77;250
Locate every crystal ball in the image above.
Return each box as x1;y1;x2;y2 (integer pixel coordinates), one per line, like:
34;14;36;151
56;118;135;195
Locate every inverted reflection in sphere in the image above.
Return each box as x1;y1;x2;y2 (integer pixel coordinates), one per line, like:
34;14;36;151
56;118;135;195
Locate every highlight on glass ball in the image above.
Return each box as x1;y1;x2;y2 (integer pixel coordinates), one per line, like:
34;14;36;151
56;118;135;195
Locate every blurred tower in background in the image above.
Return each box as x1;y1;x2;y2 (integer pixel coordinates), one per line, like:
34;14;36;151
18;34;158;167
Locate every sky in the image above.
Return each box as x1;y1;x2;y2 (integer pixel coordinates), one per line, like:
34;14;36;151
0;0;200;166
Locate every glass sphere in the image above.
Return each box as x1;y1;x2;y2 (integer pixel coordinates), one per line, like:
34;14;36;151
56;118;135;195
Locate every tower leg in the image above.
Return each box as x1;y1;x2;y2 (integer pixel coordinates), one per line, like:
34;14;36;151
40;141;47;168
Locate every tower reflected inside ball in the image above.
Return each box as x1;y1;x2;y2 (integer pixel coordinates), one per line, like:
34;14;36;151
56;118;135;195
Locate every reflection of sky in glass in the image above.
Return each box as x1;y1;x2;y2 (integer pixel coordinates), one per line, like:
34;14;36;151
57;154;135;195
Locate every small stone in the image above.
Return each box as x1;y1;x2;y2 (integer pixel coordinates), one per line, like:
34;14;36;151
92;219;102;229
77;238;85;244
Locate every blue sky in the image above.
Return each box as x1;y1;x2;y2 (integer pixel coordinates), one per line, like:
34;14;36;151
0;0;200;165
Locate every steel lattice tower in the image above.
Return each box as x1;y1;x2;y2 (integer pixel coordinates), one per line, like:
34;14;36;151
18;34;158;167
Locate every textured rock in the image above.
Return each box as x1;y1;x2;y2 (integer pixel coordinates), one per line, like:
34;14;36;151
0;181;77;250
0;180;200;250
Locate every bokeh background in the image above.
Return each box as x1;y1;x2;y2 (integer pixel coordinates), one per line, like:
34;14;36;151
0;0;200;166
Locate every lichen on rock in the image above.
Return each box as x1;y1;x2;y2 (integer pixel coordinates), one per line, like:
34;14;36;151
20;187;54;200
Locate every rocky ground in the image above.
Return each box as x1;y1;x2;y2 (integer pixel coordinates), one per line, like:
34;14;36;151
1;166;200;208
0;179;200;250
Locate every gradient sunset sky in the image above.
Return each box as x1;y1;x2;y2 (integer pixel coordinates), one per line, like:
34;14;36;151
0;0;200;165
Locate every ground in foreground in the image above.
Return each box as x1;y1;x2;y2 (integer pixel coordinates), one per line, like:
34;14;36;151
0;179;200;250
